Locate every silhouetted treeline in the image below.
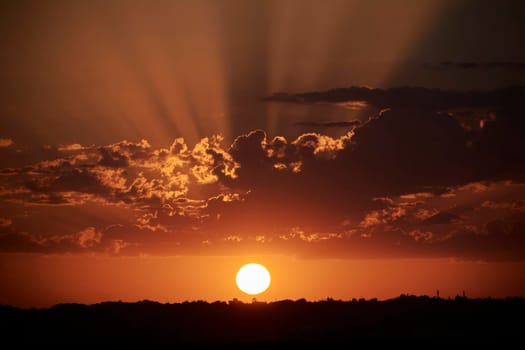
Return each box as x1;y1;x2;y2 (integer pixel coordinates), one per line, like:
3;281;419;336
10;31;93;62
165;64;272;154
1;295;524;345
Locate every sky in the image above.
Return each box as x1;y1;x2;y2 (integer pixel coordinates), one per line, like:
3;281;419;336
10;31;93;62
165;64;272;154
1;0;524;307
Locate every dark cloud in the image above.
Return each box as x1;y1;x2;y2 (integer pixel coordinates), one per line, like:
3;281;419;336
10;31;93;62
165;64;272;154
1;94;524;260
421;61;525;70
420;212;461;226
347;109;471;190
0;218;12;227
434;213;525;261
98;148;129;168
265;86;525;110
482;199;525;211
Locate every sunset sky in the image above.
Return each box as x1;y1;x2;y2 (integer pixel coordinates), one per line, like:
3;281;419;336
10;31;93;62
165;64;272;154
1;0;524;307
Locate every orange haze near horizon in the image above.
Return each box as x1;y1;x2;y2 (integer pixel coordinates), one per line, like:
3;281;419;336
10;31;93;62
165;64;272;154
1;254;524;308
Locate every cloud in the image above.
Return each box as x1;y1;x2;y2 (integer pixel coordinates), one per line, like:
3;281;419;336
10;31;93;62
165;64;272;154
359;206;406;228
57;143;90;152
421;61;525;70
0;218;12;227
435;214;525;261
0;96;524;260
420;212;461;226
0;138;14;148
482;200;525;211
264;86;525;110
77;227;103;248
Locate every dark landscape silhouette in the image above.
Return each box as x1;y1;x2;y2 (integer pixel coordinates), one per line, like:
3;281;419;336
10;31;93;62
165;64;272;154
1;295;524;345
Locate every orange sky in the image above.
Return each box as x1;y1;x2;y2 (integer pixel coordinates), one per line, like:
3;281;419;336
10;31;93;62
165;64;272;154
1;254;524;308
1;0;525;307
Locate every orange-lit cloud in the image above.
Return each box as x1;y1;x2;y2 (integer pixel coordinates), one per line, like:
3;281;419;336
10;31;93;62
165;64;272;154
0;138;13;148
1;99;524;260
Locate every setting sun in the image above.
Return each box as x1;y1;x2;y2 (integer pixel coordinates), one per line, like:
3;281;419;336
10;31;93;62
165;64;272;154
236;263;271;295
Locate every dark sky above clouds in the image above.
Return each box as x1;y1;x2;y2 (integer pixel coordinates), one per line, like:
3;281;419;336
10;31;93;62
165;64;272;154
0;0;524;261
1;0;524;148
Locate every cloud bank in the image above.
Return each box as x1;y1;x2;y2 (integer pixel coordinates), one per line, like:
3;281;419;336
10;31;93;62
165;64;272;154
265;86;524;111
1;87;524;260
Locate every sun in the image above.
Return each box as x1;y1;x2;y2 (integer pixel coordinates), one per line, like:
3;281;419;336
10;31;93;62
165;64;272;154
236;263;271;295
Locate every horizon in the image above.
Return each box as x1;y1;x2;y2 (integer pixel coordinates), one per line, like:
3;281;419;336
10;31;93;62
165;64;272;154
6;293;524;310
2;254;523;308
